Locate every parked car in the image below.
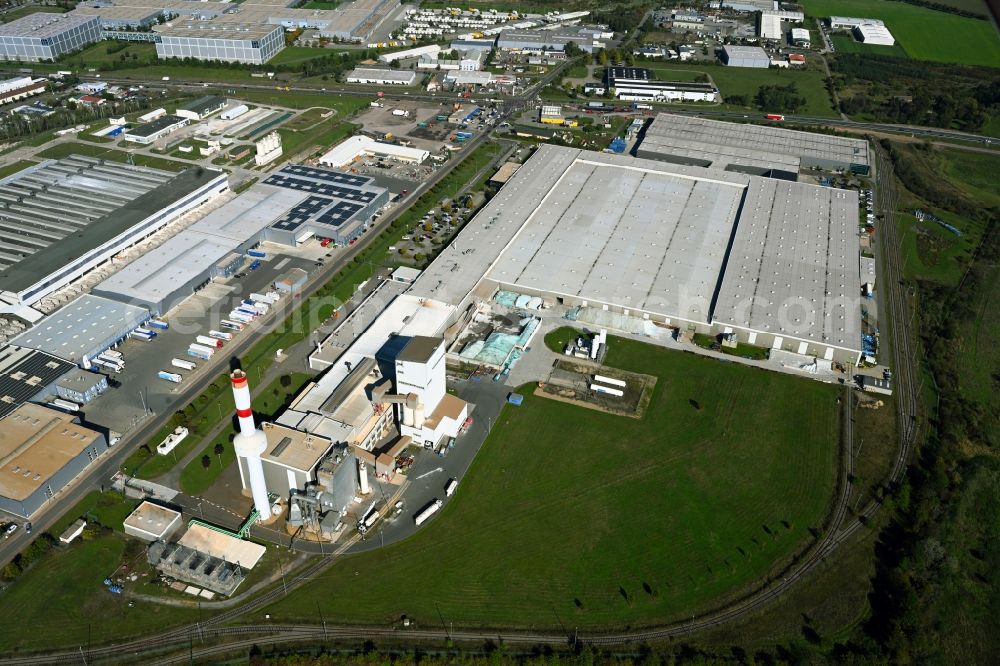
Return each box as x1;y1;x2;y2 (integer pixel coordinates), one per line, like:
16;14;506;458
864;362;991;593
4;523;17;537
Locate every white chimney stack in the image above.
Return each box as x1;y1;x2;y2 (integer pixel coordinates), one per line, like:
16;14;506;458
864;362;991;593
231;370;271;520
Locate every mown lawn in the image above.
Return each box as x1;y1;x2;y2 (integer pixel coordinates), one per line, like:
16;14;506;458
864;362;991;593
802;0;1000;67
263;337;840;629
0;159;36;179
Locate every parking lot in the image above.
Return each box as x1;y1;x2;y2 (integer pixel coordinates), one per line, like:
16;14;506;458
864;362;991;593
78;252;318;438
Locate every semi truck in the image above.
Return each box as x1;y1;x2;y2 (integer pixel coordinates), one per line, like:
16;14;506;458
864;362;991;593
158;370;182;383
195;335;223;349
229;311;255;324
100;349;123;360
148;319;169;330
131;329;155;341
208;330;233;341
187;344;215;360
52;398;80;412
236;307;260;319
220;319;245;331
357;507;381;534
171;358;196;370
247;249;266;258
445;478;458;497
765;113;785;121
414;499;443;526
95;358;123;373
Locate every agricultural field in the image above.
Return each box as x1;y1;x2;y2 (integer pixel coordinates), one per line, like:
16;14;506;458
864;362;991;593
802;0;1000;67
263;337;841;629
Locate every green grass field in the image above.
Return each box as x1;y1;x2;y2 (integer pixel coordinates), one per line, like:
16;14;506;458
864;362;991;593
830;33;909;59
34;142;191;172
301;0;341;7
269;46;335;65
938;150;1000;208
802;0;1000;67
1;5;65;22
263;338;840;629
0;159;36;179
642;61;837;116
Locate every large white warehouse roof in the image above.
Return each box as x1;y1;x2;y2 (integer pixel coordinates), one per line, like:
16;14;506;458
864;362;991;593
318;135;429;168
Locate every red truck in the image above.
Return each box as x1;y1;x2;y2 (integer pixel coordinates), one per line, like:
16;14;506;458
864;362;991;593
765;113;785;121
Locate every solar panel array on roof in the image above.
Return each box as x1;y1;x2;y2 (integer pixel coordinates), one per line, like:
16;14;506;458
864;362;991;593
263;172;379;203
278;164;370;188
0;346;73;419
270;195;334;232
316;200;364;228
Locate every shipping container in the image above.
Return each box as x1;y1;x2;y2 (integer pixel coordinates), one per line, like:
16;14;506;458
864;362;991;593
208;330;233;341
158;370;182;383
171;358;196;370
414;499;443;526
148;319;169;330
195;335;223;349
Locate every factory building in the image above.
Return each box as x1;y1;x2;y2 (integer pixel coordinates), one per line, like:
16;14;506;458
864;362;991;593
791;28;810;47
71;5;162;29
496;26;610;53
636;114;870;176
12;294;150;365
0;156;228;308
757;11;783;41
122;114;189;144
155;22;285;64
123;501;182;542
407;143;864;364
377;44;441;62
244;422;337;499
94;165;387;314
0;14;102;62
176;95;227;121
720;45;770;67
0;346;74;420
720;0;776;12
606;67;718;102
318;135;429;168
346;67;417;85
854;23;895;46
0;76;47;105
0;403;108;518
829;16;884;29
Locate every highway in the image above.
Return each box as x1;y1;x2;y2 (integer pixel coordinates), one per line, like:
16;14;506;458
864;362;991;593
0;60;928;663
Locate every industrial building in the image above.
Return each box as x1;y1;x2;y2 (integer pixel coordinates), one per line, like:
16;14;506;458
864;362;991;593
445;70;493;87
791;28;811;47
346;67;417;85
55;368;109;405
0;402;108;518
154;22;286;64
241;422;337;498
318;135;429;168
0;156;228;307
606;67;718;102
122;114;189;144
407;143;864;364
0;346;74;420
496;26;611;53
854;23;896;46
0;14;102;62
123;501;182;542
757;11;783;41
0;76;47;105
635;114;870;176
720;45;770;67
176;95;227;121
539;105;565;124
377;44;440;63
71;5;163;29
720;0;776;11
12;294;150;365
829;16;884;29
94;165;388;314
